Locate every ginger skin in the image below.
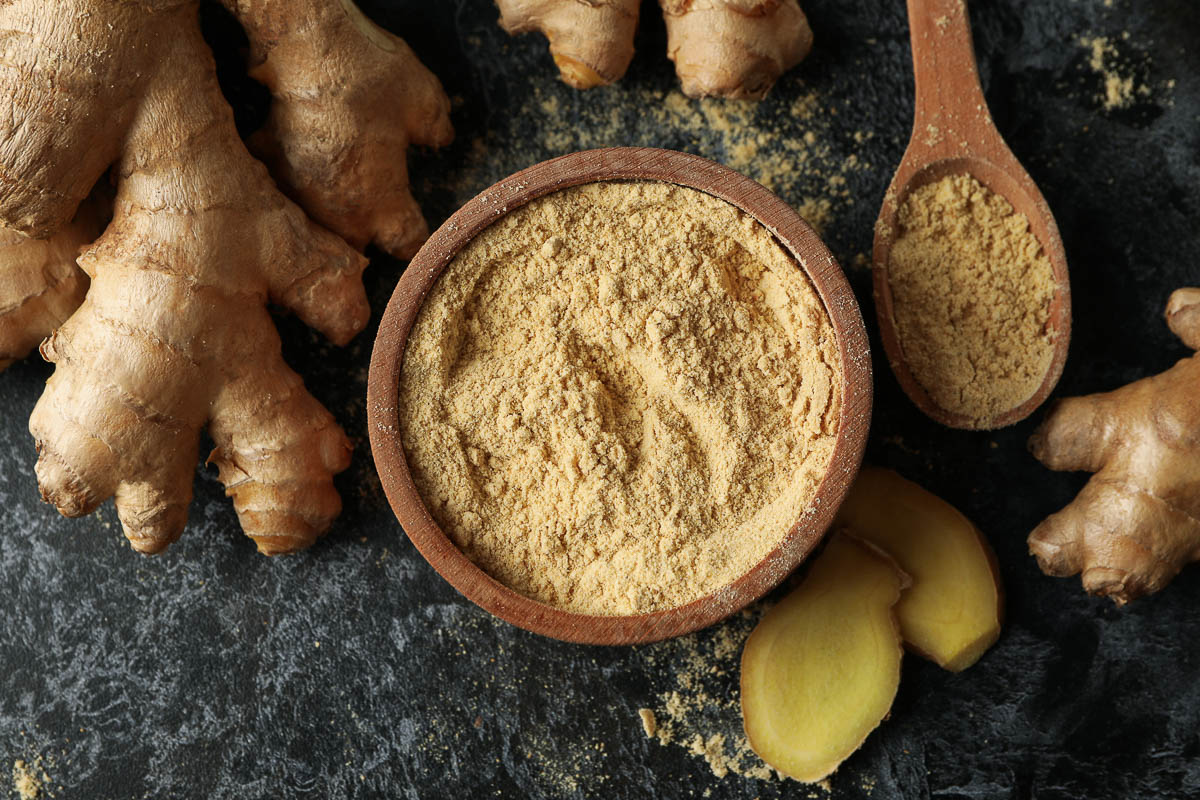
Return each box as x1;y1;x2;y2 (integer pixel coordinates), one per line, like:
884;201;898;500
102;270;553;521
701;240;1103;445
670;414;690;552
223;0;454;258
1028;288;1200;603
496;0;640;90
660;0;813;100
0;0;451;554
0;216;94;371
496;0;812;99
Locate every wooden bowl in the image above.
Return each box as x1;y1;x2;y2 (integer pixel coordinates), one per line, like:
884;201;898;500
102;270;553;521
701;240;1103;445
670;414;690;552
367;148;872;645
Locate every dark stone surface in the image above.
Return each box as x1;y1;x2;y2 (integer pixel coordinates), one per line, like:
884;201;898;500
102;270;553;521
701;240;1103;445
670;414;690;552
2;1;1198;797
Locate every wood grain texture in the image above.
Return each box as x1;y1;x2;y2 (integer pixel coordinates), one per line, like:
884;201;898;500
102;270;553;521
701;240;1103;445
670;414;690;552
367;147;871;644
872;0;1072;430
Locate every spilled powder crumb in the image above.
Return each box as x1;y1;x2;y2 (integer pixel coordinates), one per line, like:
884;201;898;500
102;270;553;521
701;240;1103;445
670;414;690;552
11;759;48;800
888;173;1056;426
1081;35;1135;110
638;708;657;738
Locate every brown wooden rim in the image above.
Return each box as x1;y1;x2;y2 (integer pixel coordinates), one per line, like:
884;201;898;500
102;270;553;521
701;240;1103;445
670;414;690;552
367;147;872;645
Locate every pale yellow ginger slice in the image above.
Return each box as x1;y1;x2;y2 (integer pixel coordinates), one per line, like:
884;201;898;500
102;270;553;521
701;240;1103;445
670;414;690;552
741;532;908;783
836;467;1003;672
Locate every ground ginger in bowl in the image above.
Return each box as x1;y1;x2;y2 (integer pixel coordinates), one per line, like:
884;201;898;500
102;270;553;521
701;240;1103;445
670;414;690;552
397;180;841;616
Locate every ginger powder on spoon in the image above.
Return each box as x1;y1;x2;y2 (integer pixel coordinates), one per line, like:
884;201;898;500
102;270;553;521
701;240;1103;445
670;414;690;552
398;181;841;615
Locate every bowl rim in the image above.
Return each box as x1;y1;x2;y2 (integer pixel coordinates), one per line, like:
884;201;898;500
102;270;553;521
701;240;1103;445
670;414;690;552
366;147;872;645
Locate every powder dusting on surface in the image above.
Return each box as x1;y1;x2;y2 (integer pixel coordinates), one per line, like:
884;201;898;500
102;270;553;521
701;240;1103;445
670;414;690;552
638;613;783;782
400;181;841;615
1081;35;1136;110
427;80;870;239
11;759;48;800
887;174;1055;426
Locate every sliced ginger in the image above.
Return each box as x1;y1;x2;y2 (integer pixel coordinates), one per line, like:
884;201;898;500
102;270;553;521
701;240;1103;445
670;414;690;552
836;467;1003;672
1028;288;1200;604
496;0;813;99
741;532;908;783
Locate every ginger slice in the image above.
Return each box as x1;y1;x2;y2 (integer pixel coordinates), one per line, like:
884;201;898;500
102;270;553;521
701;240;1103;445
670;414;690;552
836;467;1003;672
741;532;908;783
1028;288;1200;604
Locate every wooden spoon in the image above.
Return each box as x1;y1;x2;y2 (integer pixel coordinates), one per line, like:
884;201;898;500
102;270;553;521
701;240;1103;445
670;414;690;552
872;0;1071;430
368;148;872;645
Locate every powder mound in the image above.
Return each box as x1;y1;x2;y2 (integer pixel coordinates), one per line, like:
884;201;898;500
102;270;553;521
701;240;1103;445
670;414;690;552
399;181;841;615
887;173;1056;427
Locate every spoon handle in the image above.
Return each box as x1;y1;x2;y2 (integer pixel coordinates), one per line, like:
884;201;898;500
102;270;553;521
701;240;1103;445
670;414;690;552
906;0;998;158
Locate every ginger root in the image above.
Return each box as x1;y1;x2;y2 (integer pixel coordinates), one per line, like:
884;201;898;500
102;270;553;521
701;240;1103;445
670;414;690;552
836;467;1003;672
1028;288;1200;603
496;0;640;90
0;0;451;554
496;0;812;99
741;533;908;783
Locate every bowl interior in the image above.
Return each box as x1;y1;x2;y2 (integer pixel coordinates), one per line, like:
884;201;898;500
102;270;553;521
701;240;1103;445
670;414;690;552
367;147;872;645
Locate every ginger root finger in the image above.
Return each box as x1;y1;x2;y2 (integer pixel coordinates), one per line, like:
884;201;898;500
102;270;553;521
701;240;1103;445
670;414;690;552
496;0;641;89
659;0;813;99
741;532;908;783
223;0;454;259
210;353;350;556
0;213;95;371
1028;288;1200;603
836;467;1002;672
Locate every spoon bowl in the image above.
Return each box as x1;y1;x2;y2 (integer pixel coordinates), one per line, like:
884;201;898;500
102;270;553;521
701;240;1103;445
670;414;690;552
873;0;1071;429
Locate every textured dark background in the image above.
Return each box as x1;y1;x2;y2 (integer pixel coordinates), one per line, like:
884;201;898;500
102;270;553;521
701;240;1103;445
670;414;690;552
2;1;1198;798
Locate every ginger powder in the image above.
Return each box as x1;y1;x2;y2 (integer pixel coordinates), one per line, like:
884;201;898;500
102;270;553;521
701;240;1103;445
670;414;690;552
398;181;841;615
888;173;1056;425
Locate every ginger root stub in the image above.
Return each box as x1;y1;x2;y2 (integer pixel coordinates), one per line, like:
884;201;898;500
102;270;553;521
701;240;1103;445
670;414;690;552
398;181;841;615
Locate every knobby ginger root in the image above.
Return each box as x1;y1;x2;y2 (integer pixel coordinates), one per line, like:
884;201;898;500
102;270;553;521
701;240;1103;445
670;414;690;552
224;0;454;258
1028;288;1200;603
836;467;1003;672
741;533;908;783
660;0;814;100
496;0;812;99
0;0;451;555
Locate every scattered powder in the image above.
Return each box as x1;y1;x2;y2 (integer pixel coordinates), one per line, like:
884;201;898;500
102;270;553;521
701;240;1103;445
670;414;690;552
400;181;841;614
1082;35;1134;110
641;613;780;782
887;174;1055;426
424;77;870;239
11;759;47;800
